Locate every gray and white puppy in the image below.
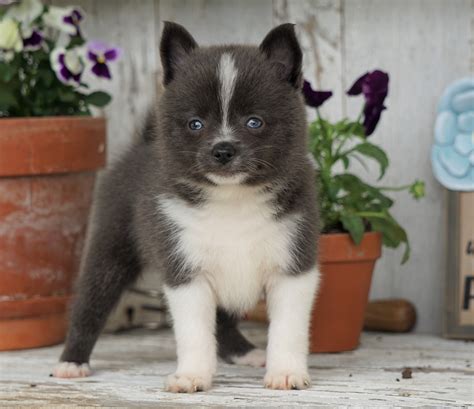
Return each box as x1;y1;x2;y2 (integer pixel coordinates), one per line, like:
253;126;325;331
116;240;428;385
52;22;320;392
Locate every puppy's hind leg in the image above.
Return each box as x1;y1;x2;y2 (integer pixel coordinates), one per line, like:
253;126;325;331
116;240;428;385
52;228;141;378
217;309;266;368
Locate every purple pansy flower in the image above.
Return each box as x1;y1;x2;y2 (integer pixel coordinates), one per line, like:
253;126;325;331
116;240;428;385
362;103;386;137
58;54;81;83
50;47;84;85
23;29;43;50
302;80;333;108
63;8;83;36
87;40;121;79
347;70;389;136
43;6;83;36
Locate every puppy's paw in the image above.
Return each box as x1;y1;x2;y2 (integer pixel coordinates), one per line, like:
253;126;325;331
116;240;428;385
51;362;91;379
230;348;266;368
264;371;311;390
165;372;212;393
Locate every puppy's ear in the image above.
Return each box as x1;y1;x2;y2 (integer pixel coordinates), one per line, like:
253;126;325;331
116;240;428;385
259;24;302;88
160;21;198;85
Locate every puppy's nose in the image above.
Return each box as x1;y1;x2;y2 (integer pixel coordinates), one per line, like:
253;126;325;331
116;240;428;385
212;142;236;165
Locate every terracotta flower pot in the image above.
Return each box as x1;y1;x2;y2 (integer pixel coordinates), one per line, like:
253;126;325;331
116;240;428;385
310;232;382;353
0;116;106;351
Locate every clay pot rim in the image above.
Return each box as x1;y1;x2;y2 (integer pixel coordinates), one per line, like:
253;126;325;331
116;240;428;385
0;115;104;123
319;231;382;263
0;115;106;177
320;230;380;240
0;296;70;320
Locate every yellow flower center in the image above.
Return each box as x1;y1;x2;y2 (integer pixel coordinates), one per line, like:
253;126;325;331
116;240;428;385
97;55;105;64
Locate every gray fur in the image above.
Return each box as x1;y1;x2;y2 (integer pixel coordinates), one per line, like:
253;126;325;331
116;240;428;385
216;309;256;363
59;22;319;366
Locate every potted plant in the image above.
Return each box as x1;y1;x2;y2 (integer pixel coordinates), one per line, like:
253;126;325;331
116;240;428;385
303;71;425;352
0;0;120;350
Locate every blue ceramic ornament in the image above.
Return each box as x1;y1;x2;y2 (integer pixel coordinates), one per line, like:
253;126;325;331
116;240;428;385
431;78;474;191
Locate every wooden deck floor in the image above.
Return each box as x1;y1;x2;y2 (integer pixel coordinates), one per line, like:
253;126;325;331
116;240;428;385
1;324;472;408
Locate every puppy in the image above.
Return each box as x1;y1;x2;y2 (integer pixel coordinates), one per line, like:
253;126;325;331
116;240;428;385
52;21;320;393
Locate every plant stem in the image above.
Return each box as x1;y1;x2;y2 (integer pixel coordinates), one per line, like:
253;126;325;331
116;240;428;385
378;184;412;192
354;211;386;218
315;107;333;168
351;108;364;134
334;107;365;158
316;108;329;141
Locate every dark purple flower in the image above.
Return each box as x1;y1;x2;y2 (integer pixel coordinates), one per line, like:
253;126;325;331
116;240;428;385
347;70;389;136
302;80;333;108
87;40;121;79
363;103;386;137
347;72;367;95
23;29;43;50
347;70;389;105
63;8;83;36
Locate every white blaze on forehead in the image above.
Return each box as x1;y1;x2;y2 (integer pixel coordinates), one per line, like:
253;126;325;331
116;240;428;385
218;53;238;139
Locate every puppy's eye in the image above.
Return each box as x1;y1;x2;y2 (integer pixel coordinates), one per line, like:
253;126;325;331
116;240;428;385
189;119;204;131
246;117;263;129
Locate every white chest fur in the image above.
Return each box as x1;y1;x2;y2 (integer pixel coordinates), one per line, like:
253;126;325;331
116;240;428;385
158;185;300;313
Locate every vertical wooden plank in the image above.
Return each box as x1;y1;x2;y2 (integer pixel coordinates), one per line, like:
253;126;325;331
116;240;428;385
51;0;159;158
273;0;344;120
471;0;474;74
50;0;162;330
158;0;273;45
458;192;474;326
343;0;472;333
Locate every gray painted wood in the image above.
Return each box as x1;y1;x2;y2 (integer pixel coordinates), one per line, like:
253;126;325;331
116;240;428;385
51;0;160;157
0;325;472;407
273;0;344;120
50;0;473;334
160;0;273;45
343;0;472;334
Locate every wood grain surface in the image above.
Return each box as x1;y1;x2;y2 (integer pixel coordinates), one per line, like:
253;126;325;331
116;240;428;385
0;324;472;407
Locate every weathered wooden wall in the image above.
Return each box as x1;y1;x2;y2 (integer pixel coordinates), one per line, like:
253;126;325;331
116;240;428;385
51;0;473;334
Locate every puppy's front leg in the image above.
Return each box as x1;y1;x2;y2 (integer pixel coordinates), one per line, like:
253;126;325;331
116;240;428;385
164;278;217;393
264;268;319;390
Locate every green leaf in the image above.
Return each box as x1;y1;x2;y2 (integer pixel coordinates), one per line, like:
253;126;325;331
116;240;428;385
327;181;340;201
341;156;349;169
352;142;389;179
334;173;394;209
39;69;54;87
340;212;365;245
58;88;77;102
333;119;351;133
85;91;111;108
0;63;16;82
67;35;85;49
351;122;366;138
0;87;18;108
358;211;410;264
